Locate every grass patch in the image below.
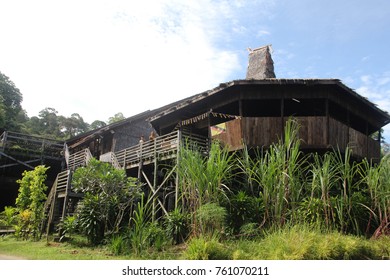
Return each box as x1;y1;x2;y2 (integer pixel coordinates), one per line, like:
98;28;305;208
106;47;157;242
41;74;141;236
230;225;390;260
1;228;389;260
0;235;128;260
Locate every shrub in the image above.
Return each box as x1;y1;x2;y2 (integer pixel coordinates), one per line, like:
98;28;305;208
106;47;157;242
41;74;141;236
109;234;128;256
232;225;386;260
239;222;260;238
228;191;263;233
58;215;78;241
15;165;48;240
196;203;227;237
0;206;17;227
184;235;230;260
164;208;190;244
72;159;140;244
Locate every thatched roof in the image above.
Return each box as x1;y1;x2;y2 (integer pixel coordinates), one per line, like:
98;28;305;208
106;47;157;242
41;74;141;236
246;45;276;79
148;79;390;134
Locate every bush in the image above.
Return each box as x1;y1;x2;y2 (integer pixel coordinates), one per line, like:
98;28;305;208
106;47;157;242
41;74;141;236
58;215;78;241
231;225;387;260
109;234;128;256
184;235;230;260
0;206;17;227
239;223;260;238
164;208;189;244
227;191;263;233
196;203;227;237
15;165;49;240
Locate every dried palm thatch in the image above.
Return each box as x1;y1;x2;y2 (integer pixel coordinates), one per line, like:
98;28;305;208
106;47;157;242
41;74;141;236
246;45;276;79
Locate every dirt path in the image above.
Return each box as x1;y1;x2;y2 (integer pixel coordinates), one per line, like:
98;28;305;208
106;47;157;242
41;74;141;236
0;254;26;260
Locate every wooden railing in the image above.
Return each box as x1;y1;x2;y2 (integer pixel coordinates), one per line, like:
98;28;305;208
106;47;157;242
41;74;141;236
99;151;121;169
0;131;64;159
67;148;92;170
115;130;208;169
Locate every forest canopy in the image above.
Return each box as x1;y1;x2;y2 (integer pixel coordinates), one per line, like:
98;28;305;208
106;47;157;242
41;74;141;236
0;71;125;140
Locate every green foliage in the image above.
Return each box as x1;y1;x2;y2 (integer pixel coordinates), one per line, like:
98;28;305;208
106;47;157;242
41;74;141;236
0;71;23;131
360;155;390;237
15;165;49;240
232;225;386;260
227;190;263;233
184;235;230;260
239;222;260;238
109;234;128;256
196;203;227;237
58;215;78;241
108;112;126;124
239;118;306;228
72;159;140;244
76;193;105;245
128;197;168;255
129;197;149;255
0;206;17;227
164;208;190;244
177;140;235;234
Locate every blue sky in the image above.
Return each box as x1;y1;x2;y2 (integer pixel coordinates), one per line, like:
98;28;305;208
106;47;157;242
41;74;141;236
1;0;389;140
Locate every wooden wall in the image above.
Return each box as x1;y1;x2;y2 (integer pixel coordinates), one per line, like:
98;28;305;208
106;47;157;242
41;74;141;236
212;119;244;151
296;117;327;147
112;120;154;152
242;117;282;148
213;116;380;160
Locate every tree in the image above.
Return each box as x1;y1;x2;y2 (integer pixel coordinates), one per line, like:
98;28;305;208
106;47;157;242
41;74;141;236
90;120;107;130
59;113;89;138
0;71;23;131
108;112;125;124
72;159;140;244
15;165;49;240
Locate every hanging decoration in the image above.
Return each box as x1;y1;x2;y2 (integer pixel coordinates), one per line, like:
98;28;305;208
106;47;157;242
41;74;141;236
175;111;242;129
210;112;242;120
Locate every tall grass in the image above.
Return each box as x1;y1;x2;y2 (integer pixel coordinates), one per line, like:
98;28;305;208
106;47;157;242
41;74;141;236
177;140;235;233
307;153;338;228
361;156;390;237
239;118;306;228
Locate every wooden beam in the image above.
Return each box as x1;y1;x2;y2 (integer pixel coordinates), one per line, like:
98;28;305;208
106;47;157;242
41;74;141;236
0;159;40;169
0;151;34;169
142;171;169;216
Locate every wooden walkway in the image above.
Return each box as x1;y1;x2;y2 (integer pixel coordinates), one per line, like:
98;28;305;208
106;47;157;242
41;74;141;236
114;130;208;170
0;131;64;159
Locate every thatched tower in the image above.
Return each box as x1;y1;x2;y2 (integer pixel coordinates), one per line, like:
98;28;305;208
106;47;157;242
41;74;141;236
246;45;276;79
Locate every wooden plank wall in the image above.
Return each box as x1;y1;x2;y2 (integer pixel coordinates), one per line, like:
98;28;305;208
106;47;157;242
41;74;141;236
212;119;244;151
296;116;327;147
328;117;348;151
214;116;380;160
242;117;282;147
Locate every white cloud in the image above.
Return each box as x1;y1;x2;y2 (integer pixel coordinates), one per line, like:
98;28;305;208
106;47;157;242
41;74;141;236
257;29;271;37
0;0;244;123
360;75;372;84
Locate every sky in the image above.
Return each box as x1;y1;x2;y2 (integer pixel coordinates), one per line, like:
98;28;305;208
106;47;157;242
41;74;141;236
1;0;390;140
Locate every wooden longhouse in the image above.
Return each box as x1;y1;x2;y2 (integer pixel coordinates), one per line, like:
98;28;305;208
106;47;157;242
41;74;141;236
40;45;390;231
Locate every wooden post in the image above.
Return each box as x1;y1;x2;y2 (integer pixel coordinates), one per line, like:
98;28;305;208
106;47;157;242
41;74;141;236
207;110;212;152
1;131;8;151
281;96;285;140
137;140;144;188
46;175;59;239
326;99;330;147
175;129;182;209
61;170;72;221
152;138;158;221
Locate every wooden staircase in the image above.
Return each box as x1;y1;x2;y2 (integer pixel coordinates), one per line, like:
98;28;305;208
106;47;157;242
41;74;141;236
41;148;92;235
